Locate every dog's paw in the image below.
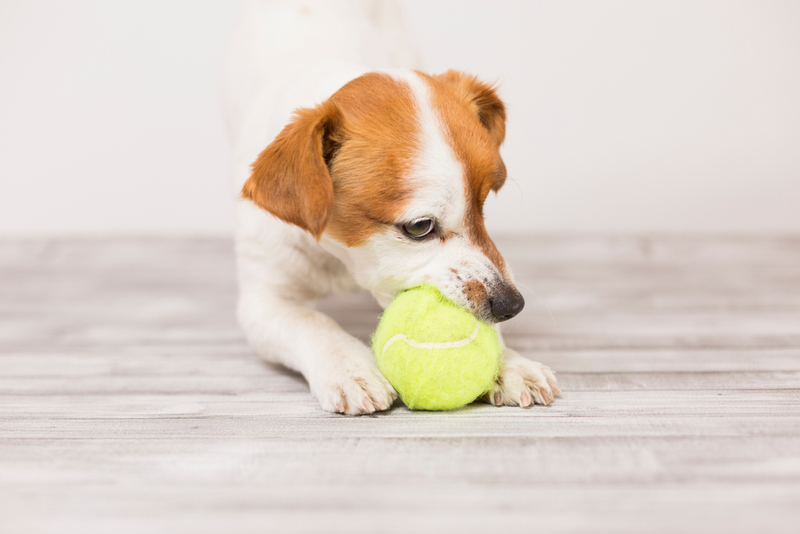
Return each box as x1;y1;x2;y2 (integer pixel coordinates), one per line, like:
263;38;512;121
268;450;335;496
312;350;397;416
487;354;560;407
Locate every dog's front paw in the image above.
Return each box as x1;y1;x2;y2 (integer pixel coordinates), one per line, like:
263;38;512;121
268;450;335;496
312;349;397;416
488;351;560;407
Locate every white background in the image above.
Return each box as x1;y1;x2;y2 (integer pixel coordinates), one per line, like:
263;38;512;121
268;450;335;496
1;0;799;236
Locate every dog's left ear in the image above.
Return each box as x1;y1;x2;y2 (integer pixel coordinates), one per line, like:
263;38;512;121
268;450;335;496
241;100;342;241
433;70;506;147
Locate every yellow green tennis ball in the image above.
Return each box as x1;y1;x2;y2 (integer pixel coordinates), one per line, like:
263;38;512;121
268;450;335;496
372;285;501;411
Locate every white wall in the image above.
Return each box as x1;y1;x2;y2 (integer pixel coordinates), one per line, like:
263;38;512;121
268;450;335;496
402;0;800;234
0;1;237;236
1;1;799;236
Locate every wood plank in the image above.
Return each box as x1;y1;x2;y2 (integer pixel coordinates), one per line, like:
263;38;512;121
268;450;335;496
1;481;797;534
3;347;800;376
2;390;799;440
0;370;798;395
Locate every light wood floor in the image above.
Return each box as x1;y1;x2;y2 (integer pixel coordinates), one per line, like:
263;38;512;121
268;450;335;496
1;236;799;533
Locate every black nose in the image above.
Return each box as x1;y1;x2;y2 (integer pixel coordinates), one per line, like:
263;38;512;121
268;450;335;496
489;284;525;322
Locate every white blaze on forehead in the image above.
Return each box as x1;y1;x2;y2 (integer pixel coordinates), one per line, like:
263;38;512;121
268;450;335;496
381;70;466;229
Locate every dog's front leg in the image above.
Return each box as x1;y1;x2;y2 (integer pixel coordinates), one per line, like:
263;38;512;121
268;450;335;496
238;293;396;415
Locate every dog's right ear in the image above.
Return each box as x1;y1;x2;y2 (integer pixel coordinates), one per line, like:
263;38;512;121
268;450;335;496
241;100;343;240
433;70;506;147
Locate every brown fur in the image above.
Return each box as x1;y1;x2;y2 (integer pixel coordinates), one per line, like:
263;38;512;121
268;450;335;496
324;73;421;247
242;73;419;246
433;70;507;149
463;279;488;305
241;100;342;240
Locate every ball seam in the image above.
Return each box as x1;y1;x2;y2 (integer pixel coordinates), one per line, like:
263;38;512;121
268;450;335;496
380;319;482;357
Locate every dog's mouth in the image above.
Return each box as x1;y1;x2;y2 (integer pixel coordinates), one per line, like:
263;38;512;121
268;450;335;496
470;300;497;324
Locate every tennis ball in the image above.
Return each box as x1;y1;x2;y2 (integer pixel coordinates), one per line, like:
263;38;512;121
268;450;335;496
372;285;501;411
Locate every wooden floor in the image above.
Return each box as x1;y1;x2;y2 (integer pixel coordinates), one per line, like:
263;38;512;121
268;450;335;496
1;236;799;533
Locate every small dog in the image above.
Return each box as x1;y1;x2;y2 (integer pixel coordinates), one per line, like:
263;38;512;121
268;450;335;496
223;0;559;414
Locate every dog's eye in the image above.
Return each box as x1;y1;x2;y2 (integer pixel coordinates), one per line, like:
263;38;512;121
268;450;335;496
401;218;435;239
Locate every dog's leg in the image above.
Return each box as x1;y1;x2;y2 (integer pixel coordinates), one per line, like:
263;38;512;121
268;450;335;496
238;287;396;416
486;329;560;407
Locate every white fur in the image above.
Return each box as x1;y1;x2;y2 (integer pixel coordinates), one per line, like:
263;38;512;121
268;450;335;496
225;0;558;414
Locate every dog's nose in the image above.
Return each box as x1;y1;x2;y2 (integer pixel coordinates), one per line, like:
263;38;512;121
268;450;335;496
489;284;525;322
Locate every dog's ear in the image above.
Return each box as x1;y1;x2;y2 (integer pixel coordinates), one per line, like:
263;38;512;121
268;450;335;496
434;70;506;147
241;100;343;241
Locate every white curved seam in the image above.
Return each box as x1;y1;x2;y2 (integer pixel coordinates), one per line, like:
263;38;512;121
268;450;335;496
381;320;481;357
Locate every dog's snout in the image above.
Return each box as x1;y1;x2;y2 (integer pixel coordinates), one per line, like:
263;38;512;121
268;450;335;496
489;284;525;322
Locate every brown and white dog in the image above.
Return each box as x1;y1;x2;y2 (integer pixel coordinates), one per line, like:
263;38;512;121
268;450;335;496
223;0;559;414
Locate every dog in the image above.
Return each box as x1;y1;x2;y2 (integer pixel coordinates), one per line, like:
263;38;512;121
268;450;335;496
223;0;559;415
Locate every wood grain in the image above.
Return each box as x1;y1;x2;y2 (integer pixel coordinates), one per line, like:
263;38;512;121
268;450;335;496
1;236;799;533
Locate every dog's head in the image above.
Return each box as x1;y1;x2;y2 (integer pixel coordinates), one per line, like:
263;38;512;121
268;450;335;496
242;69;524;323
